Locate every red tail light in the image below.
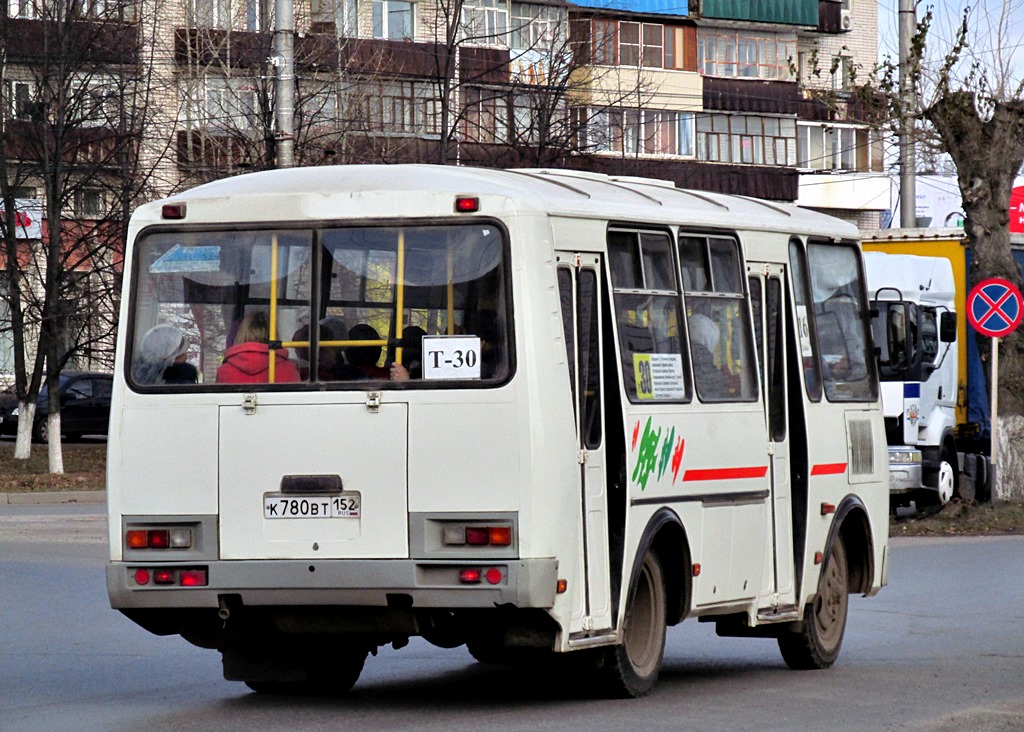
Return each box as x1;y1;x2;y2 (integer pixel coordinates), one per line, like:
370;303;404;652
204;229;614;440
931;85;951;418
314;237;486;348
153;569;175;585
148;530;170;549
179;569;208;587
459;568;482;584
465;527;489;545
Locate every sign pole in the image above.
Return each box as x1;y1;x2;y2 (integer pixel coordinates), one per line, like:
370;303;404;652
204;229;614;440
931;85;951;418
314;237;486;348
990;337;999;498
966;277;1023;502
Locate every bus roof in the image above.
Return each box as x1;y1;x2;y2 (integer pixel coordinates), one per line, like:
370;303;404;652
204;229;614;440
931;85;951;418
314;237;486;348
138;164;858;240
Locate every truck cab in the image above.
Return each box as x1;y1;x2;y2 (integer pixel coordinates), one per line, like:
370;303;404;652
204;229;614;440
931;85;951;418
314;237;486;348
864;252;959;508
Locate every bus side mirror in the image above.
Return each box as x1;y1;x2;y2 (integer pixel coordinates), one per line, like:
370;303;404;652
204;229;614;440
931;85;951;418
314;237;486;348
940;311;957;343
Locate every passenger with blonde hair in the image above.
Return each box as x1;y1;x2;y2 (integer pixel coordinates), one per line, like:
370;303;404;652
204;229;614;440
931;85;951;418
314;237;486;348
216;311;300;384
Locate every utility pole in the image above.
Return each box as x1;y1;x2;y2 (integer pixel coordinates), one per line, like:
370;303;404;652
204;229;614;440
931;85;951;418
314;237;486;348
898;0;916;227
273;0;295;168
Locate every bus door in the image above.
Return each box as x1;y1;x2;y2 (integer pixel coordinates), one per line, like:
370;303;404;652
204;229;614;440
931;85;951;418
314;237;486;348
557;254;613;633
748;262;797;607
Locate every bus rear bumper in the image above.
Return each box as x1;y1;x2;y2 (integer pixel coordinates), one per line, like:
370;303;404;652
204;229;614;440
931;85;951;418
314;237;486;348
107;558;559;610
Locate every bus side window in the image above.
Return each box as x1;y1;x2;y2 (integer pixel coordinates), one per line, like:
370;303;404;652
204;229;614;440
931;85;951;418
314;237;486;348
609;228;690;403
680;235;757;403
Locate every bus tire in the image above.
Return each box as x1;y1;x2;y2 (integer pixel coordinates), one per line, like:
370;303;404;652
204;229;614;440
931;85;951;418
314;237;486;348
778;534;848;670
601;549;666;698
242;645;366;696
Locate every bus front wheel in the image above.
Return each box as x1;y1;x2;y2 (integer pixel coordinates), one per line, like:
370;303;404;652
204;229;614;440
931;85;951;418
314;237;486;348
778;534;849;670
602;549;666;698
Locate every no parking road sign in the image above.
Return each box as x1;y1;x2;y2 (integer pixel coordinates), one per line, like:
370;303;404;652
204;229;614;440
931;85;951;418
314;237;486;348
967;278;1024;337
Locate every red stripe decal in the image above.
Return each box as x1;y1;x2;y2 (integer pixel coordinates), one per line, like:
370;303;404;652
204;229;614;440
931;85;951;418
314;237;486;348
682;466;769;482
811;462;848;476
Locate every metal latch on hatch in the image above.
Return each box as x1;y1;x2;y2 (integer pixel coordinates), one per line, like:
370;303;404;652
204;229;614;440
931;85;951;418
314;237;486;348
242;393;257;415
366;391;381;413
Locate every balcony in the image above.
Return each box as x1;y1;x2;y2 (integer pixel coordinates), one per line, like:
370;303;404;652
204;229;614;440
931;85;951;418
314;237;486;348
693;0;817;27
5;18;139;65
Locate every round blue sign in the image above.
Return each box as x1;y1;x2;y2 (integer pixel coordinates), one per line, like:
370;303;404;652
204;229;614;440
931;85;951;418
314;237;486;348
967;278;1024;337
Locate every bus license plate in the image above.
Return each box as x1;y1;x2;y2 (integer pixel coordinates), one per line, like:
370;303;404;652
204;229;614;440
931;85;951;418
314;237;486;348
263;494;360;519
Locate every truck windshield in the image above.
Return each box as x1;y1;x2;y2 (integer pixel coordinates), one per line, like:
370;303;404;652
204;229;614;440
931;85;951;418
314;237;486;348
129;223;511;388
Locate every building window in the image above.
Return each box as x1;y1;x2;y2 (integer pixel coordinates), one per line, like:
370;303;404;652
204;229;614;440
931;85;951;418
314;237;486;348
585;109;694;157
697;29;796;81
697;114;796;165
77;189;105;218
311;0;356;34
590;19;681;69
194;0;232;28
8;0;35;18
462;0;508;45
462;87;509;143
364;81;440;135
831;54;854;92
797;123;882;172
4;80;34;121
511;3;562;50
183;77;261;131
373;0;414;40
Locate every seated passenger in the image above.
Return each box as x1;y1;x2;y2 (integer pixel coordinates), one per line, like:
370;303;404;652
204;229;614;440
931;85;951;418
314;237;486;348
688;311;729;399
345;324;389;380
134;324;198;385
389;326;426;381
217;311;301;384
292;320;347;381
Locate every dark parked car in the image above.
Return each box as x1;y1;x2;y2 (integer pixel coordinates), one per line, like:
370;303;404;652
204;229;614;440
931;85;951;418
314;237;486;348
0;372;113;442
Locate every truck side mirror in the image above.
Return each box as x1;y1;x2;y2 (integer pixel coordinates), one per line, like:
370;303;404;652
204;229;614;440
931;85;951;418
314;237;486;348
886;303;910;371
940;311;957;343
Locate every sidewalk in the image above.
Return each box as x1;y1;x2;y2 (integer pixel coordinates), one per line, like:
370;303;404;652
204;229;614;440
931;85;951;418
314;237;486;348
0;490;106;505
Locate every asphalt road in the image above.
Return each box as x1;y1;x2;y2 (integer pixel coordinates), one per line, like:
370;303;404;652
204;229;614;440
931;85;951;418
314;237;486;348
1;506;1022;732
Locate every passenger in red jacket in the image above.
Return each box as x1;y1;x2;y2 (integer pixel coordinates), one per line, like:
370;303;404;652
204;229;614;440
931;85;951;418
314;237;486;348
217;311;301;384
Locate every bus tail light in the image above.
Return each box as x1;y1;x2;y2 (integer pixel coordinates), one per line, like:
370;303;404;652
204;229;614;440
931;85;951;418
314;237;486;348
459;568;482;584
450;525;513;547
131;567;208;587
125;527;193;549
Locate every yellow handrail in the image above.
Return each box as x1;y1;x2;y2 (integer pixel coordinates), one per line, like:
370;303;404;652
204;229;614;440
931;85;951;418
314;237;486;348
269;233;279;383
395;230;405;366
447;241;455;335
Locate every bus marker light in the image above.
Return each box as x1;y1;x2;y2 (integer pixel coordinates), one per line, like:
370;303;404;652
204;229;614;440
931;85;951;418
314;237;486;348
170;528;193;548
161;203;186;219
820;503;836;516
488;527;511;546
134;569;151;585
459;568;482;584
814;551;824;565
556;579;568;594
485;568;502;585
692;563;702;577
455;196;479;213
153;569;175;585
148;530;170;549
126;530;148;549
443;526;466;545
180;569;208;587
465;527;489;545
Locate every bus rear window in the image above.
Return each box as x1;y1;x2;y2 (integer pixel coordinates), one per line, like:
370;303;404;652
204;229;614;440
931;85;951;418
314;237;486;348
129;223;511;388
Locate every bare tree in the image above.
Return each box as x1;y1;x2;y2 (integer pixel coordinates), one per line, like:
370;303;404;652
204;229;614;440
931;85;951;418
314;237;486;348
0;0;171;467
874;1;1024;499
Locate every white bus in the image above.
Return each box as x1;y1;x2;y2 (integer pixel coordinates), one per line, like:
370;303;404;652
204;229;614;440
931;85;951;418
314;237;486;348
107;165;889;697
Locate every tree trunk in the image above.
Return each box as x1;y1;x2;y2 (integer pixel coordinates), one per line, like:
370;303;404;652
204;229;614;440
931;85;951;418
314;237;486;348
14;400;35;460
925;91;1024;501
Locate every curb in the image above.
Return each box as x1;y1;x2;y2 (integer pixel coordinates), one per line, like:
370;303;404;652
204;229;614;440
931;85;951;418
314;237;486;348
0;490;106;505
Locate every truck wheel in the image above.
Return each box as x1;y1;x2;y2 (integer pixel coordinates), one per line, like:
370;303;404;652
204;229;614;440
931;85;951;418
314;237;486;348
778;534;848;670
601;549;666;697
936;458;956;505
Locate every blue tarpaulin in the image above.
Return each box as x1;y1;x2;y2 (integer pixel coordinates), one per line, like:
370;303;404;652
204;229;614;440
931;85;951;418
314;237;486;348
569;0;689;17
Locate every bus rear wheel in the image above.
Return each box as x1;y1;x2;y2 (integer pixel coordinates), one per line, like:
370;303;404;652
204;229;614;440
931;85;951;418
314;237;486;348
601;549;666;698
778;534;848;670
234;643;366;696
